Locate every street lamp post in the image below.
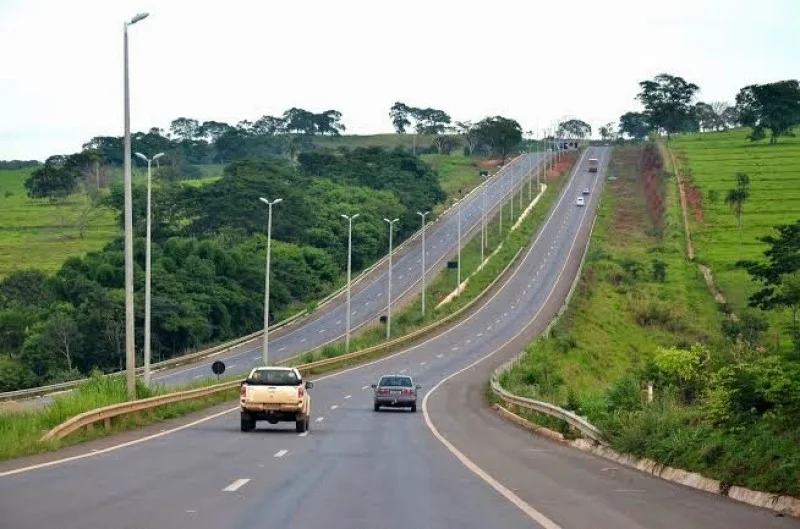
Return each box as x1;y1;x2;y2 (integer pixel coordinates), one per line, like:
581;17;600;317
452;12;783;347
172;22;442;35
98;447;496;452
341;214;360;352
134;151;164;386
481;176;488;263
259;197;282;365
457;199;462;295
417;211;429;317
383;217;399;339
123;12;149;398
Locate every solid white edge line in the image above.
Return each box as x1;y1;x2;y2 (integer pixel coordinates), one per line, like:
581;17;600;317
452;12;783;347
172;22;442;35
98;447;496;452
420;148;601;528
1;153;568;479
222;478;250;492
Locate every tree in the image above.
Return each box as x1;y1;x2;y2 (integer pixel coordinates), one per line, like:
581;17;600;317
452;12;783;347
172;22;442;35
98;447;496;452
694;102;717;132
710;102;733;130
282;108;317;135
721;106;740;129
76;187;102;239
314;110;346;136
598;122;616;142
198;121;233;143
735;80;800;144
725;172;750;242
619;112;651;140
169;118;200;141
412;108;451;135
474;116;523;165
24;164;79;200
557;119;591;140
431;134;460;155
636;73;700;139
389;102;412;134
738;220;800;351
455;121;481;155
252;115;285;136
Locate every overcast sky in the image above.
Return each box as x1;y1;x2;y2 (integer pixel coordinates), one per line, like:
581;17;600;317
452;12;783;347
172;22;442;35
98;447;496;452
1;0;797;160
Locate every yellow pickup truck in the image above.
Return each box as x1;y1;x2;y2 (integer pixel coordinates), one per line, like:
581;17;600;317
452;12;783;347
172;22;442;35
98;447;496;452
240;366;313;432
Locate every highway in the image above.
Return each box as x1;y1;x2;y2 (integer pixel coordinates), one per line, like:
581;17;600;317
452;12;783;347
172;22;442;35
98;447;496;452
1;147;794;529
148;151;548;387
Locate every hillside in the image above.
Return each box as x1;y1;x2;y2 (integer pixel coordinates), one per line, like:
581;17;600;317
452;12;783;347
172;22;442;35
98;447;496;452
0;168;117;278
669;127;800;348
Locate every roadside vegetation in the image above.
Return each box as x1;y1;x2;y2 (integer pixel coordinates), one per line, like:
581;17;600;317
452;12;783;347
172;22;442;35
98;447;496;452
500;142;800;497
0;150;576;461
0;372;239;461
669;127;800;350
0;100;545;393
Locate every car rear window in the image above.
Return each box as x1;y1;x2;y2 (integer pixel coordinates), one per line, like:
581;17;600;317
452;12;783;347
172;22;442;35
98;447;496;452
379;376;412;387
247;369;300;386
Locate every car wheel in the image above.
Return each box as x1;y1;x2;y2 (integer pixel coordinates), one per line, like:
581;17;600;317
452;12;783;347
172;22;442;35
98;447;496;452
240;414;255;432
410;404;417;413
373;403;380;412
296;417;308;433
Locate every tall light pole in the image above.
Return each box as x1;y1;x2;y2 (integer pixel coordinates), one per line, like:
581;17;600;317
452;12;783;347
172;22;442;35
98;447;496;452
341;213;360;352
259;197;282;365
383;217;399;339
417;211;430;317
134;151;164;386
457;199;462;295
481;175;488;263
123;12;149;399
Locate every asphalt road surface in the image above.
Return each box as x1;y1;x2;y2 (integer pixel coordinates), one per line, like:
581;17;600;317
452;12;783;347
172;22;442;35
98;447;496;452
2;147;794;529
149;151;549;387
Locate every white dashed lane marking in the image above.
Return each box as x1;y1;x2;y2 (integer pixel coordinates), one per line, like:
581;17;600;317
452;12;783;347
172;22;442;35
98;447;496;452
330;405;338;410
344;395;352;399
274;449;288;458
223;479;250;492
315;417;324;423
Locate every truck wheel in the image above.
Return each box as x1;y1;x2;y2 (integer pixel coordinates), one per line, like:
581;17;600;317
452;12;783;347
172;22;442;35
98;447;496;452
240;414;255;432
296;417;308;433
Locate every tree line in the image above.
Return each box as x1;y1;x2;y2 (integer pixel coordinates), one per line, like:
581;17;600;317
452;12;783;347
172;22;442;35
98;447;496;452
617;74;800;143
0;147;444;391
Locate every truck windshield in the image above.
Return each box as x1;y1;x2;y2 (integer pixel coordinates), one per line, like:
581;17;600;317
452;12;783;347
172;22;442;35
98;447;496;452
247;370;300;386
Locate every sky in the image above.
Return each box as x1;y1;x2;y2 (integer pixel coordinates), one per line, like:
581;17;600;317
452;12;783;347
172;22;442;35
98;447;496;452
1;0;798;160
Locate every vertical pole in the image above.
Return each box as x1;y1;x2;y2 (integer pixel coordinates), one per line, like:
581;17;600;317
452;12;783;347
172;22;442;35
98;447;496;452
345;218;352;353
143;159;152;386
457;201;462;294
263;203;273;365
481;183;486;263
386;220;394;339
123;24;136;399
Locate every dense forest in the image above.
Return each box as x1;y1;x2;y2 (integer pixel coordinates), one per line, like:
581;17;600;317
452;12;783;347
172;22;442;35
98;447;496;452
0;147;445;391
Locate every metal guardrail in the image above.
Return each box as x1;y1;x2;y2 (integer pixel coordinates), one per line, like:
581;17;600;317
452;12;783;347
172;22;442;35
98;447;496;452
41;216;531;442
1;309;308;402
489;194;607;445
8;153;535;404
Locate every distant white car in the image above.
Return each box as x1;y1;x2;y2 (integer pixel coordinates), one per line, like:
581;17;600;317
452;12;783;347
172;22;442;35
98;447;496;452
576;196;585;207
582;188;590;195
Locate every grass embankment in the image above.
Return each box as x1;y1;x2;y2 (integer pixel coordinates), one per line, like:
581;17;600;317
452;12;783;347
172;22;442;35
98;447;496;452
669;127;800;350
0;372;240;461
297;153;578;373
500;143;800;497
0;168;117;278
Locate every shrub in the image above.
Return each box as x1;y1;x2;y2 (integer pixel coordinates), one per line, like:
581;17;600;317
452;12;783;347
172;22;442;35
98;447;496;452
607;375;643;412
646;344;710;404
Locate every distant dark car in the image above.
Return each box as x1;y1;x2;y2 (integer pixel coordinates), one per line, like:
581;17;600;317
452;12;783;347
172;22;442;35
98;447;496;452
372;375;421;412
582;187;590;195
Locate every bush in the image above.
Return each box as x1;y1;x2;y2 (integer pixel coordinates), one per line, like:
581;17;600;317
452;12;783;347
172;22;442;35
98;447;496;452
607;375;642;412
645;344;710;404
651;259;667;282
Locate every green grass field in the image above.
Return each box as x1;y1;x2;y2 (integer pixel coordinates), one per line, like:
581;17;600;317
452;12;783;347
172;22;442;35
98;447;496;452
503;145;723;397
669;127;800;346
0;168;118;278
